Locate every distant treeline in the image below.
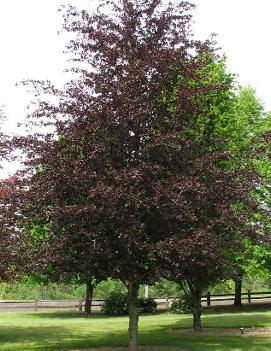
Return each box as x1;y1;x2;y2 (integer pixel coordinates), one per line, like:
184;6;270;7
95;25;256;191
0;276;270;300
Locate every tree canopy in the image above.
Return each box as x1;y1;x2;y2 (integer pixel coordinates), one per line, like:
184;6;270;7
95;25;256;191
4;1;271;349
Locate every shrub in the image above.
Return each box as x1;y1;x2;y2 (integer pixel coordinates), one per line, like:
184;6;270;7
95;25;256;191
170;294;193;314
138;298;157;313
102;293;157;315
94;278;127;299
148;279;182;298
101;291;128;315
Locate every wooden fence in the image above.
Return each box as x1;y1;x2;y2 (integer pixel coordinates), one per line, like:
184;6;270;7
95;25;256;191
201;290;271;306
0;291;271;312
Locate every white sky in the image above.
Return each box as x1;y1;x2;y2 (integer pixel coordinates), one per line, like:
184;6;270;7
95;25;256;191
0;0;271;176
193;0;271;108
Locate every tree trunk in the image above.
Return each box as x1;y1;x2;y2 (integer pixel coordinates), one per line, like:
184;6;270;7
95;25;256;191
128;280;139;351
85;281;94;316
234;273;242;307
192;288;202;332
193;308;202;332
187;281;202;332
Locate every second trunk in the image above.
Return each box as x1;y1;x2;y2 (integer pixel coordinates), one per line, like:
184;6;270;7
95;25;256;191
234;273;243;307
85;281;94;315
128;280;139;351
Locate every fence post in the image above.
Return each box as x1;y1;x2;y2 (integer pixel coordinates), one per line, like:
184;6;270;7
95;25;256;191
165;296;169;309
79;299;83;312
43;285;48;300
207;292;211;306
144;285;149;299
248;290;251;303
35;299;38;312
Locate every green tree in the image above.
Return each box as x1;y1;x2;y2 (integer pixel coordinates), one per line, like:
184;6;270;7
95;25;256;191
223;87;271;306
158;56;271;323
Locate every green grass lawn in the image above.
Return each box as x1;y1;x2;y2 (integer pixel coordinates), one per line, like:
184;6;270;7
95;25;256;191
0;310;271;351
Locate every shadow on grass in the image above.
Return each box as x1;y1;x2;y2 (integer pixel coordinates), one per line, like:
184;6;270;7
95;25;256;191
162;311;270;328
0;324;128;350
27;303;271;320
204;302;271;314
28;310;168;320
27;311;102;319
0;325;68;343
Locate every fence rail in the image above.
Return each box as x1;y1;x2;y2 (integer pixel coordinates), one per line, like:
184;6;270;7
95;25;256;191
201;290;271;306
0;291;271;312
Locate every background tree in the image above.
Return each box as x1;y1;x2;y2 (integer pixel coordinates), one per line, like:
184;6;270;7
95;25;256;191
0;175;31;281
154;61;270;328
0;109;11;165
218;87;271;306
0;111;19;281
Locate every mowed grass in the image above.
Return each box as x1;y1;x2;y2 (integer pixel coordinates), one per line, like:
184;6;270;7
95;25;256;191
0;309;271;351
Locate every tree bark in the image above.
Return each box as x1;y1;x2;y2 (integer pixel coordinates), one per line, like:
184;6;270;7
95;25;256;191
128;280;139;351
192;287;202;332
187;281;202;332
85;281;94;316
193;308;202;332
234;273;242;307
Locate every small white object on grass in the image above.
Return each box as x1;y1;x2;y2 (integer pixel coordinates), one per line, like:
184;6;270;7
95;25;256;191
240;327;244;335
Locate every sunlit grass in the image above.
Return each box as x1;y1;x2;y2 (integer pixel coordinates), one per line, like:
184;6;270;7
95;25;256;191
0;310;271;350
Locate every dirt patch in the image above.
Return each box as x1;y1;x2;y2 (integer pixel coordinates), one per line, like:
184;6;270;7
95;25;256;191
170;327;271;336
